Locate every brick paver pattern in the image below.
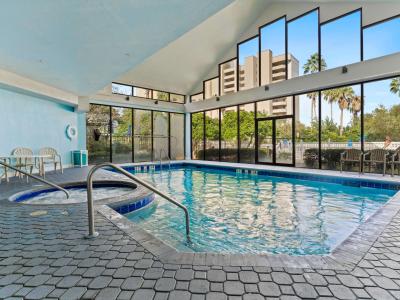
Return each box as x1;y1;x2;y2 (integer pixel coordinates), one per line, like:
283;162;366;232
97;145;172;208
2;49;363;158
0;168;400;299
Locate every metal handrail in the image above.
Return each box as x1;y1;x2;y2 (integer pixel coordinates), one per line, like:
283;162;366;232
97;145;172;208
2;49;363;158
86;163;190;241
0;160;70;199
159;149;171;172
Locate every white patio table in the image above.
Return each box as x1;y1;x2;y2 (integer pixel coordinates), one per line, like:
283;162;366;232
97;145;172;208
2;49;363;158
0;155;52;181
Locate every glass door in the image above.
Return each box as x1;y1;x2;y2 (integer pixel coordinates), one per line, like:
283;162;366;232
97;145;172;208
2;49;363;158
275;118;293;165
256;119;273;163
256;117;294;165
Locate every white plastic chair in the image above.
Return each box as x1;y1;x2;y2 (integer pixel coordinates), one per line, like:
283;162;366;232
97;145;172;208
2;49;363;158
11;147;36;180
39;147;63;173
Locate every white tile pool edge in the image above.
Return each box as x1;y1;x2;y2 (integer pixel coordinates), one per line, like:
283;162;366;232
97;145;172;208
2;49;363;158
98;163;400;270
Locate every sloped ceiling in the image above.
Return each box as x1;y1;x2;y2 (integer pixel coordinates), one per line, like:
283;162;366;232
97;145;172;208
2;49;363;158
116;0;273;95
0;0;233;96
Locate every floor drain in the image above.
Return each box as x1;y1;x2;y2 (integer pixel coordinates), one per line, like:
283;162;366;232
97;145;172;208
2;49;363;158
30;210;48;217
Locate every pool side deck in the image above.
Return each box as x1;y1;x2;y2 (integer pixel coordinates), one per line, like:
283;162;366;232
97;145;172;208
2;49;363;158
0;163;400;299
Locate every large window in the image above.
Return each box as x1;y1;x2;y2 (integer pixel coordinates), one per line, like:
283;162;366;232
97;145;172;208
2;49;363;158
220;59;237;95
191;93;204;103
260;17;286;84
191;112;204;159
205;109;220;161
220;106;238;162
364;78;400;152
134;109;152;162
170;113;185;160
238;36;259;91
133;86;152;99
257;97;293;118
112;83;184;103
112;107;132;163
363;16;400;60
153;111;169;160
288;10;319;78
295;93;320;168
239;103;256;163
321;85;361;170
112;83;132;96
87;105;111;164
170;93;185;104
321;10;361;70
204;77;219;99
153;91;169;101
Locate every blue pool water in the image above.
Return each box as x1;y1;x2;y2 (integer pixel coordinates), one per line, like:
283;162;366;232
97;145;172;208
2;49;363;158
125;166;396;255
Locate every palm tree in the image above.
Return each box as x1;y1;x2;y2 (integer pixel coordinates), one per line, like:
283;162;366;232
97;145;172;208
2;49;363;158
349;96;361;119
303;53;327;120
390;77;400;97
323;87;355;136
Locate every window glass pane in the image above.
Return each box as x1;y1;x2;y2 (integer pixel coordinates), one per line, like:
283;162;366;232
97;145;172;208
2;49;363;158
153;90;169;101
153;112;169;160
112;83;132;95
321;11;361;69
220;59;237;95
257;97;293;118
239;103;255;163
111;107;132;163
238;36;259;91
133;87;152;98
364;78;400;173
288;10;319;78
191;93;203;102
170;113;185;160
295;93;319;168
170;93;185;103
134;109;152;162
205;110;220;161
260;18;286;84
87;104;111;164
363;17;400;60
321;85;361;170
221;106;238;162
204;78;219;99
191;112;204;159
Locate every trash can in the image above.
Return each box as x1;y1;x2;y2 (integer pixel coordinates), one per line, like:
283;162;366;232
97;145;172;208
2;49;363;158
72;150;88;167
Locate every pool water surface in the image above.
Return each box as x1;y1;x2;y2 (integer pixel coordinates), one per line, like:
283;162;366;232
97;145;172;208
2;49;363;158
125;166;395;255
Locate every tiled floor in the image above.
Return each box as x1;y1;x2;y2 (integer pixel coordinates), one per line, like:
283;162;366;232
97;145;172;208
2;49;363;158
1;166;400;299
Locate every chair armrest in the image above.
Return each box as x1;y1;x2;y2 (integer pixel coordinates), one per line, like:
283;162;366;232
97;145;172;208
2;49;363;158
56;154;62;163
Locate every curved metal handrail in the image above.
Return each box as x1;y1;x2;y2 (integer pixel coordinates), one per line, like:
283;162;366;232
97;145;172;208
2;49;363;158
0;160;70;199
86;163;190;241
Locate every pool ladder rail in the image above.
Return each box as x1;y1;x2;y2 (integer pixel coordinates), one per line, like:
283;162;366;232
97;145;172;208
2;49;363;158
0;160;70;199
86;163;191;241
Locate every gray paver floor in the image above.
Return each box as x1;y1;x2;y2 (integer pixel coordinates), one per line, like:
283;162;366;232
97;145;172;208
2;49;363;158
1;168;400;299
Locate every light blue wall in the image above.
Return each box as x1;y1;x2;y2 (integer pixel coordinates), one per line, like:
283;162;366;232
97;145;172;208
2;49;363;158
0;87;86;166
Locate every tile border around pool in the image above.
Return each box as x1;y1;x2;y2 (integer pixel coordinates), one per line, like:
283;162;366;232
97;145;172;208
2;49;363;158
99;161;400;270
97;189;400;271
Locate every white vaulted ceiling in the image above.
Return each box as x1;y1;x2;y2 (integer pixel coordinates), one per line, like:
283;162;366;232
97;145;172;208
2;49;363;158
116;0;273;95
0;0;233;96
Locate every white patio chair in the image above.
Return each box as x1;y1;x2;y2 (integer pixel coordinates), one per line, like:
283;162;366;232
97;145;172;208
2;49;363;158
39;147;63;173
11;147;36;181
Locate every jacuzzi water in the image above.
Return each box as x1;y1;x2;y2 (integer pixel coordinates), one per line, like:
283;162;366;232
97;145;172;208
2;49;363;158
126;166;396;255
21;186;134;204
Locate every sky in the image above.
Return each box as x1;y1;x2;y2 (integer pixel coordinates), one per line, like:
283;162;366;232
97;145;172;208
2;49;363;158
238;10;399;127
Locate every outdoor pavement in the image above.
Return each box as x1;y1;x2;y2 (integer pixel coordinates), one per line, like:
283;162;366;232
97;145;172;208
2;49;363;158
0;167;400;299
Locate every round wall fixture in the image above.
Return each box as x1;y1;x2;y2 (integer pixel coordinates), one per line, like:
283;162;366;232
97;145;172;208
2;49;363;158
66;125;77;140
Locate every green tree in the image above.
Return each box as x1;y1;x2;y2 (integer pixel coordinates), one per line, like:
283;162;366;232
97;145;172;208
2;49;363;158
390;77;400;97
303;53;327;120
323;87;355;135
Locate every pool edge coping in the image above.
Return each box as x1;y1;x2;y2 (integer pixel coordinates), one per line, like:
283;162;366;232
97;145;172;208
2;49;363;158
97;189;400;270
